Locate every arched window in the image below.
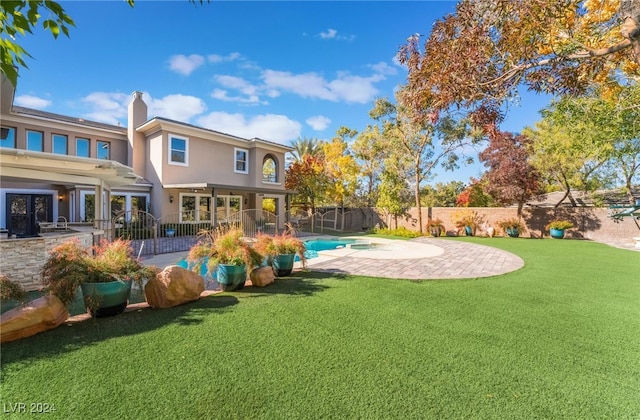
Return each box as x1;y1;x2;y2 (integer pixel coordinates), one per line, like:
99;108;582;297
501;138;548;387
262;155;278;183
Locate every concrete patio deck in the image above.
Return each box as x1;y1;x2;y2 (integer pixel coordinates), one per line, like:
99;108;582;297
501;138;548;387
139;237;525;280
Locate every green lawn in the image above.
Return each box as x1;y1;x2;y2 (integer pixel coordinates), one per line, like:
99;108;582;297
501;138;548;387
1;238;638;419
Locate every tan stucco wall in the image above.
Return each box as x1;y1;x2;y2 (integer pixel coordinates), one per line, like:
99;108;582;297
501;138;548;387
0;115;128;163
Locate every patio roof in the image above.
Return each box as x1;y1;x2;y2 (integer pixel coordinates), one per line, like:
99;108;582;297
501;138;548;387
0;148;145;188
163;182;294;195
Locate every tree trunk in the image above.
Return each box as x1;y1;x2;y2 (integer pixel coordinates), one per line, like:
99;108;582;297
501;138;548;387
621;0;640;64
626;175;636;205
415;168;423;233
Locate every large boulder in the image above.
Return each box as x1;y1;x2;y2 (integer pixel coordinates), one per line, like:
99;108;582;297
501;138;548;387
144;265;205;308
250;266;275;287
1;295;69;343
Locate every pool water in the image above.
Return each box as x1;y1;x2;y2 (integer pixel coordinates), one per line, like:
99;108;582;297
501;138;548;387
299;238;356;260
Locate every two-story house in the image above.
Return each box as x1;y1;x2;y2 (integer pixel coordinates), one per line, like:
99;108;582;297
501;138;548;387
0;75;293;238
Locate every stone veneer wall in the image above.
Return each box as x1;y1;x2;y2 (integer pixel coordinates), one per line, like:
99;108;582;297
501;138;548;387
0;232;94;291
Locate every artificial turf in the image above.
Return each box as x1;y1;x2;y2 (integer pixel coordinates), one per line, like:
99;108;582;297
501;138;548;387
1;238;638;419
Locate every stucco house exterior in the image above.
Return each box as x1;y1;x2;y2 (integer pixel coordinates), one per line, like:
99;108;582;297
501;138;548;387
0;76;293;238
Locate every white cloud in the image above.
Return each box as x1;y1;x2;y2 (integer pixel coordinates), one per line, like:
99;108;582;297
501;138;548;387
80;91;206;124
370;61;398;76
306;115;331;131
208;52;241;63
319;28;338;39
14;95;52;109
261;69;380;104
168;54;205;76
317;28;355;41
81;92;129;124
196;112;301;144
147;94;207;121
211;89;264;105
214;75;259;96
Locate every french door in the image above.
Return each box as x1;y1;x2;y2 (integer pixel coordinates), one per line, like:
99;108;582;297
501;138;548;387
6;194;52;237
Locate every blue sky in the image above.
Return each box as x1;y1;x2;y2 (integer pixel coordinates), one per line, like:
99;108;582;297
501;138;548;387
13;0;553;184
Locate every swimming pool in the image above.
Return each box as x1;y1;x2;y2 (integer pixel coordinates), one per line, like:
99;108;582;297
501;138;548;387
301;238;356;259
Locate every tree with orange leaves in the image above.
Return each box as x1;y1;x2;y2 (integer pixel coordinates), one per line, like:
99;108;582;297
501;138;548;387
398;0;639;128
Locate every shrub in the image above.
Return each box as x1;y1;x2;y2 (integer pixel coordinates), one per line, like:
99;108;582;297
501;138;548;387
0;274;27;304
546;220;574;230
373;226;423;238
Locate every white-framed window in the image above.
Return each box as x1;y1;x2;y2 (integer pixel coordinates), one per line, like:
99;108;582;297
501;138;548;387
234;148;248;174
80;191;150;222
169;134;189;166
179;193;212;223
262;154;278;183
215;195;242;221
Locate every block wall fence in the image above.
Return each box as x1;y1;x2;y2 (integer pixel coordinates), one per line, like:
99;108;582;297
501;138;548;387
346;207;638;246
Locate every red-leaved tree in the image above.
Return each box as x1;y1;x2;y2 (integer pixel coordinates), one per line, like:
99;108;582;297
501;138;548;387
478;129;544;215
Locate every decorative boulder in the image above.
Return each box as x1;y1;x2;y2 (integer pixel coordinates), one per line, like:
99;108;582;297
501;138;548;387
250;266;275;287
144;265;205;308
1;295;69;343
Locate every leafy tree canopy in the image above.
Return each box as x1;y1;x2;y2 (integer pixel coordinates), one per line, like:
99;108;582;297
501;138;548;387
398;0;640;127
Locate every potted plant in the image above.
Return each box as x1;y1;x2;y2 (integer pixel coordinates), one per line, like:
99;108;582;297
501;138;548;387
41;238;157;317
546;220;574;239
425;218;445;237
254;232;307;277
187;227;263;291
496;218;526;238
452;210;481;236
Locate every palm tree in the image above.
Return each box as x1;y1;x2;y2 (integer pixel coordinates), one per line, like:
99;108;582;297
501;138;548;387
288;137;323;163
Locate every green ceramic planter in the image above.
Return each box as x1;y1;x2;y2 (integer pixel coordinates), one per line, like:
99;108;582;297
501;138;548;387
272;253;296;277
217;264;247;291
550;228;565;239
506;228;520;238
80;279;132;318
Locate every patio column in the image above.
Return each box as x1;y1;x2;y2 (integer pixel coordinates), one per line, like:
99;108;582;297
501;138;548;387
212;188;217;227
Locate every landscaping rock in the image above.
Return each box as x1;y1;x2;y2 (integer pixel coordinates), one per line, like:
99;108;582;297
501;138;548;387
0;295;69;343
250;266;275;287
144;265;205;308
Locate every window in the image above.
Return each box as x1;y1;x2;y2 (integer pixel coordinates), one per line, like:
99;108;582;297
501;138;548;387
169;134;188;166
1;126;16;148
97;141;110;159
234;148;248;174
215;196;242;221
262;155;277;183
180;194;211;223
52;134;68;155
76;138;90;157
26;130;43;151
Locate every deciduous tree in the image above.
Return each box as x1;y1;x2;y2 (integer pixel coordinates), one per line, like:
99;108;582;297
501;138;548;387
285;154;328;213
479;129;544;214
322;127;360;209
398;0;640;127
352;125;386;206
370;90;476;233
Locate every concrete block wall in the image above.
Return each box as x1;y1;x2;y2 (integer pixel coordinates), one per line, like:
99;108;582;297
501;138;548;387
375;207;639;247
0;232;94;291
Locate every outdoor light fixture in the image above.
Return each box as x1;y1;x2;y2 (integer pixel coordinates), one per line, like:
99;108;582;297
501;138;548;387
169;193;174;203
58;195;63;202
